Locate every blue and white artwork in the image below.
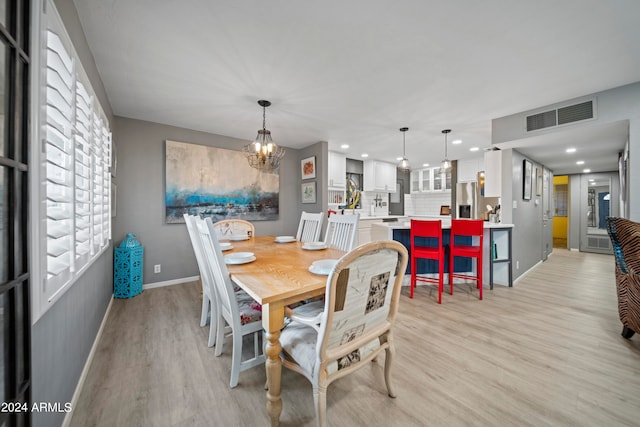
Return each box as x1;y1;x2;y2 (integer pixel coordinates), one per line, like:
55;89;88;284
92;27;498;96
165;140;279;223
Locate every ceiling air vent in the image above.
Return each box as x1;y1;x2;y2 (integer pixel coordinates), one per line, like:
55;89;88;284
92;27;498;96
526;99;595;132
557;100;594;125
526;110;556;131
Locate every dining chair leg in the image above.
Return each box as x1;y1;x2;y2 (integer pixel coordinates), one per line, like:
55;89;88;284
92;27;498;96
214;316;225;357
449;253;455;295
207;315;217;348
438;256;444;304
230;328;243;388
315;384;328;427
477;257;483;300
200;294;210;327
410;257;416;298
384;344;396;398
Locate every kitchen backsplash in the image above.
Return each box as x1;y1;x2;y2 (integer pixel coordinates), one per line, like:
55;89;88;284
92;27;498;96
405;192;452;216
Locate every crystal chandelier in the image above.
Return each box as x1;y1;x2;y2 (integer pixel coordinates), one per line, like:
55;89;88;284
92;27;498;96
397;127;411;171
441;129;451;170
242;100;285;173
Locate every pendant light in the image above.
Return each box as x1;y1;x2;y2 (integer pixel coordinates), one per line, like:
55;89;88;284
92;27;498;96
397;127;411;171
242;99;285;173
441;129;451;170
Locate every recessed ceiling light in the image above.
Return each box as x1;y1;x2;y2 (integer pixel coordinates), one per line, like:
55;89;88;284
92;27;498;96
591;182;596;185
422;163;429;167
361;153;369;158
589;179;595;182
566;148;577;153
452;139;462;145
340;144;349;149
583;168;591;173
396;156;403;161
576;160;585;165
469;147;479;152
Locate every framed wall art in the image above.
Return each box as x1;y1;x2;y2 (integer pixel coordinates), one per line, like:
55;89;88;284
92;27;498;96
301;181;317;203
523;159;532;200
165;140;280;223
301;156;316;180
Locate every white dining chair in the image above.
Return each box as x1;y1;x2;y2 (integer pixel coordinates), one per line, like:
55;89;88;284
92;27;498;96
296;211;324;243
184;214;218;347
196;217;265;388
323;213;360;252
280;240;409;427
212;219;255;240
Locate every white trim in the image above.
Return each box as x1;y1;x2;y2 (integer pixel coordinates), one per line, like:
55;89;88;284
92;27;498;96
513;260;542;285
143;276;200;290
569;247;580;252
62;296;114;427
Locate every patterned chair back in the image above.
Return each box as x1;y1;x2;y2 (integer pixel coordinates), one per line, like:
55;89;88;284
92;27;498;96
316;240;408;371
212;219;255;240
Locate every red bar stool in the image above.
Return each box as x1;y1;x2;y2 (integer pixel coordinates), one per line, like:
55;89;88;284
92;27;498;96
449;219;484;300
410;219;445;303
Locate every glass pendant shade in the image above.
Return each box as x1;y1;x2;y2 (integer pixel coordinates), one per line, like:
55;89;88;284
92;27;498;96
441;129;451;170
243;100;285;173
397;127;411;171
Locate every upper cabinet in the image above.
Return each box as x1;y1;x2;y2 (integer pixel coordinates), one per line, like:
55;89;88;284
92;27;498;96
410;167;452;192
457;157;484;182
364;160;396;193
484;150;502;197
328;151;346;190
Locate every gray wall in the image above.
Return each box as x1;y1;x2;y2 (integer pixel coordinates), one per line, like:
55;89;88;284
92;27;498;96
299;141;326;216
31;2;115;426
492;81;640;221
112;116;311;283
508;150;545;278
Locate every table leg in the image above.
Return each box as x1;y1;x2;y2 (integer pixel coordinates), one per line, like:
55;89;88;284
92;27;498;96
263;302;285;427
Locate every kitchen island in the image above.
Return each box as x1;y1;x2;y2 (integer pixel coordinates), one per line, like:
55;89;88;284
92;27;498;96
371;220;514;289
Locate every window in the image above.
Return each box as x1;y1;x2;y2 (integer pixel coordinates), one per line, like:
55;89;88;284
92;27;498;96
33;0;111;319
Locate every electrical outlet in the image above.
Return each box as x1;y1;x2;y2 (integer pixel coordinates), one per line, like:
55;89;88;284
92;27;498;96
154;264;161;274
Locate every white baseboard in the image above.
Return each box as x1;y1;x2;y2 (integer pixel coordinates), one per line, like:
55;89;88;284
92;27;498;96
514;260;542;285
63;296;114;427
569;248;580;252
143;275;200;290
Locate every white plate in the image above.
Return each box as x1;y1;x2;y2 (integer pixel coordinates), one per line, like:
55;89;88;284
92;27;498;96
220;242;233;251
228;235;250;241
308;259;338;275
275;236;296;243
225;256;256;265
224;252;255;264
302;242;328;250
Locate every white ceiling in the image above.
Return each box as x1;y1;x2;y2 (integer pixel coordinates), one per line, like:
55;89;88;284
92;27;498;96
72;0;640;174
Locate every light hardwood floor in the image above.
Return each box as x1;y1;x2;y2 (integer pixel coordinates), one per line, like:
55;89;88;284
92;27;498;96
69;249;640;427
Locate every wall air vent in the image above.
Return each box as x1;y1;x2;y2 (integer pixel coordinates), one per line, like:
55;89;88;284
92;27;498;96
557;100;594;125
526;99;595;132
526;110;556;131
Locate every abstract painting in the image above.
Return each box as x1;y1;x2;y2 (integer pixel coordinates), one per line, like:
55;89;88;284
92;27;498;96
165;140;279;223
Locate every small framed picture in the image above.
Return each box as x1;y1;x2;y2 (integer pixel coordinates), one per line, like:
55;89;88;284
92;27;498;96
301;156;316;180
301;181;317;203
523;159;532;200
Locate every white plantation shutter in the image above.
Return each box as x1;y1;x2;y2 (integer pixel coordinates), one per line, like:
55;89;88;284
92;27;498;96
38;1;112;309
44;28;74;291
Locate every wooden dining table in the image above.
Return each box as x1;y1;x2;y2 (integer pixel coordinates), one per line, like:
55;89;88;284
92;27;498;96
224;235;345;427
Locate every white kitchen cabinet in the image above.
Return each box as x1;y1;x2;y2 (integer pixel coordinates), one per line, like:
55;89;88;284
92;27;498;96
484;150;502;197
457;158;483;182
328;151;346;190
364;160;396;192
410;167;451;192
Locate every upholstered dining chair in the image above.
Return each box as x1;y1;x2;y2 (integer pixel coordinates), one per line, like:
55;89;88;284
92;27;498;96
280;240;409;427
183;214;218;346
212;219;255;240
196;217;265;387
606;217;640;339
296;211;324;243
323;213;359;252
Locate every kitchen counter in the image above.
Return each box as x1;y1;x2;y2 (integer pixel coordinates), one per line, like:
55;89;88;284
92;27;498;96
371;221;514;231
